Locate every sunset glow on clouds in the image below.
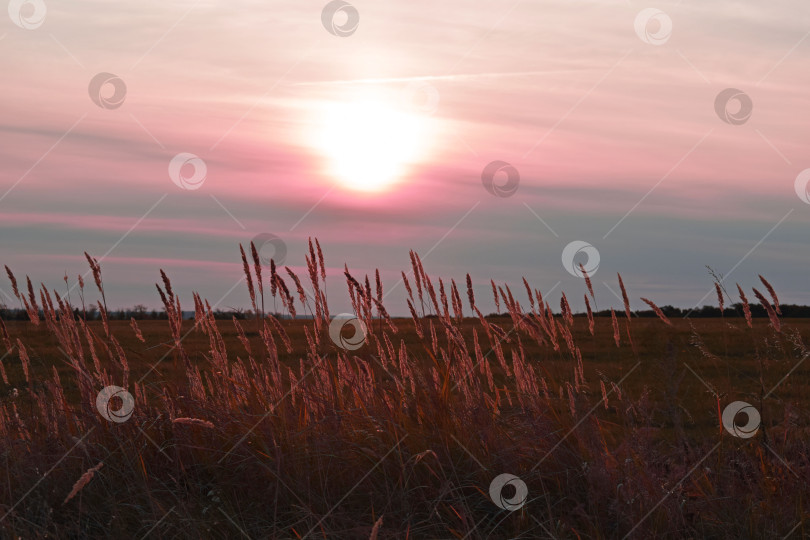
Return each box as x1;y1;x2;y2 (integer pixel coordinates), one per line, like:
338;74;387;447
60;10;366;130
2;0;810;313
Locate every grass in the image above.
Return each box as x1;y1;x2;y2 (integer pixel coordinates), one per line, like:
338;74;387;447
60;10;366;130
0;242;808;539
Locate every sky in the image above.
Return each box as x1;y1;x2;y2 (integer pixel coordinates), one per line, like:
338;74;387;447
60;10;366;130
1;0;810;315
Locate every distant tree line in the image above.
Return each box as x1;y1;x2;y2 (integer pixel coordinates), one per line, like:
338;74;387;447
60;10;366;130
0;304;290;321
484;303;810;319
584;303;810;319
3;302;810;322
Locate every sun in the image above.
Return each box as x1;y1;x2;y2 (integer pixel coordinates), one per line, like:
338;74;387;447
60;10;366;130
314;96;429;192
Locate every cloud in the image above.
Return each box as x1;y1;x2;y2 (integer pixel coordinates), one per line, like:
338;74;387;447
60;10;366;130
1;0;810;312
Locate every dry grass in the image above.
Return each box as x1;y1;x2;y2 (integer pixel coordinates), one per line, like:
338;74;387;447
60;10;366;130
0;243;808;539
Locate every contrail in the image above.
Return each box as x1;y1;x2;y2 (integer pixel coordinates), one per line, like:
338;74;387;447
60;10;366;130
292;69;587;86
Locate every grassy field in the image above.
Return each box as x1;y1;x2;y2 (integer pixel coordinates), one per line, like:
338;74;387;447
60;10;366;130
6;316;810;439
0;248;808;538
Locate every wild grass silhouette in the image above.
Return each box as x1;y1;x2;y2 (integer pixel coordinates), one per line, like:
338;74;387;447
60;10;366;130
0;240;807;538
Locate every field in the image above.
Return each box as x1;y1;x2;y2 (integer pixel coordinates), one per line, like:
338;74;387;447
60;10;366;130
0;247;808;539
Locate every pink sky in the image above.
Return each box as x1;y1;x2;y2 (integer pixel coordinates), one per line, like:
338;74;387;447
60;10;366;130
2;0;810;314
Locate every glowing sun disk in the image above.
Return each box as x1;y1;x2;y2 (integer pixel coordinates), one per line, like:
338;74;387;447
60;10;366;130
317;99;426;192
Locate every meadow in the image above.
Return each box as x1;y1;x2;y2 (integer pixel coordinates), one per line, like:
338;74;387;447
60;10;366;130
0;243;808;539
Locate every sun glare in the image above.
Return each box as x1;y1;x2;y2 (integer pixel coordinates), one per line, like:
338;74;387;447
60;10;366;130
315;96;429;192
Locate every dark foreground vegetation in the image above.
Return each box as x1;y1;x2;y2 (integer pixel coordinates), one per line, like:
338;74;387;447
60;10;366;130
0;243;808;538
